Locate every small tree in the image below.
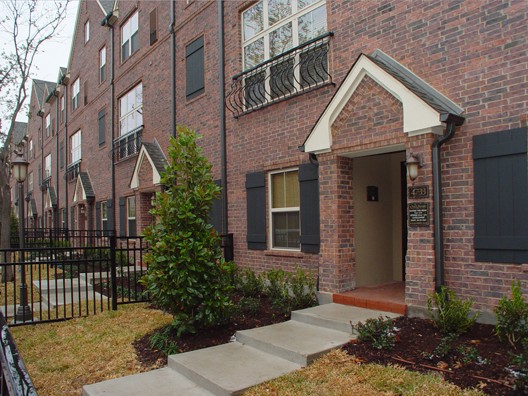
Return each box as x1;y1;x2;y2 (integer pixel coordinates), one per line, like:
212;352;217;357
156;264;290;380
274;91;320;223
142;126;233;336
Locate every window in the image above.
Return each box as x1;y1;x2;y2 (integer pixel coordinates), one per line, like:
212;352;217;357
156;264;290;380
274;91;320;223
70;130;82;164
60;96;65;123
127;196;136;236
98;110;106;145
84;21;90;43
28;139;33;159
101;201;108;231
61;208;66;229
186;36;204;100
241;0;327;108
45;114;51;138
269;169;300;249
44;154;52;180
72;78;80;110
149;8;157;45
121;11;139;62
28;172;33;193
119;83;142;136
100;47;106;83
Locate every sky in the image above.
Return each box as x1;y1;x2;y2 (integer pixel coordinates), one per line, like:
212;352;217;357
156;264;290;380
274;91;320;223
0;0;78;127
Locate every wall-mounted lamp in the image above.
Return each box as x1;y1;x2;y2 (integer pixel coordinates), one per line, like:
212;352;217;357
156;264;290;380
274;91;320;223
406;153;423;181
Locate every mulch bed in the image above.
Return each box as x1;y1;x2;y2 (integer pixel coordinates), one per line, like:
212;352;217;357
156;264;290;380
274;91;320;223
133;297;290;368
343;316;522;395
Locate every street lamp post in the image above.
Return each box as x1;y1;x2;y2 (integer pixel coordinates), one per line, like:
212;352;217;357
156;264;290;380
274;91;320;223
12;150;32;322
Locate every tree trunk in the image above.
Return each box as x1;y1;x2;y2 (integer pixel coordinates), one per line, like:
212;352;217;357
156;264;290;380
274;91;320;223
0;146;14;282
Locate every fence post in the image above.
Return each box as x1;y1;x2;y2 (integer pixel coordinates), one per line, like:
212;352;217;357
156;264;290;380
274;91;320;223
110;234;118;310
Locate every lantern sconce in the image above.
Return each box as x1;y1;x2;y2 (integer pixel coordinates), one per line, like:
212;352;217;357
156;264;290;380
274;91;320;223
406;153;423;181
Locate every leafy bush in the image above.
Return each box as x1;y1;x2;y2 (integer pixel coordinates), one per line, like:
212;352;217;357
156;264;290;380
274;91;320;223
142;126;234;337
265;269;291;314
149;326;179;356
509;340;528;392
427;286;479;335
289;266;317;310
234;267;265;297
352;316;397;350
237;296;261;316
495;281;528;347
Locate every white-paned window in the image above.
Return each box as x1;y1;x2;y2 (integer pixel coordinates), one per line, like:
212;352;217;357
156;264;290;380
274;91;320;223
28;139;33;159
269;169;300;249
119;83;142;136
84;21;90;43
127;196;136;236
121;11;139;62
72;78;80;110
44;154;52;180
70;130;82;164
101;201;108;231
45;114;51;137
100;46;106;83
60;96;65;123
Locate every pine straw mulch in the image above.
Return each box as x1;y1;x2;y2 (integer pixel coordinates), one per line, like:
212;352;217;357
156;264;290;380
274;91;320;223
343;316;522;396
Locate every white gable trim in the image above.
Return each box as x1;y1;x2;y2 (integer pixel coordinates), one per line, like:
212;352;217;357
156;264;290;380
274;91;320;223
73;176;86;203
129;145;163;190
45;190;52;209
304;54;445;154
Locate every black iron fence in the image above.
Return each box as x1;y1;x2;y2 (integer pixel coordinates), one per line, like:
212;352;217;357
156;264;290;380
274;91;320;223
2;231;149;326
0;312;37;396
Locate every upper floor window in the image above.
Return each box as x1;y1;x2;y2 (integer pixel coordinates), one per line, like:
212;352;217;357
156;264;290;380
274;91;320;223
269;169;300;250
72;78;80;110
44;154;52;180
149;8;158;45
28;139;33;159
100;46;106;83
186;36;204;100
60;95;65;123
70;130;82;164
119;83;142;136
121;11;139;62
242;0;326;70
84;21;90;43
45;114;51;138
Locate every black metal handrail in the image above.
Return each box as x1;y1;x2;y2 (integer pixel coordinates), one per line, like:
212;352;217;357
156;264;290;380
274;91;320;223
112;127;142;163
226;32;334;118
0;312;37;395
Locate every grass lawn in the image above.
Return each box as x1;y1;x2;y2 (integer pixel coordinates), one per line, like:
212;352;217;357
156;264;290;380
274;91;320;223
11;305;484;396
10;303;172;396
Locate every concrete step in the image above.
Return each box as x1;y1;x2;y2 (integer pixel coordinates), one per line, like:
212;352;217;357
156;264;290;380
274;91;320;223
236;320;351;366
291;303;400;333
33;278;92;293
168;342;301;396
82;367;215;396
39;291;108;308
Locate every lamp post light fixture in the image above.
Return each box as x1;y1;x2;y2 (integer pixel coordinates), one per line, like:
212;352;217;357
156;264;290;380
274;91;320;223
406;153;423;181
12;149;32;323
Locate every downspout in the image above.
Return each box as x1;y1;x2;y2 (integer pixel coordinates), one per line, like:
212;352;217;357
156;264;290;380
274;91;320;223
218;0;228;238
170;0;176;137
38;111;44;226
102;13;116;235
54;90;60;227
433;113;465;292
61;76;68;229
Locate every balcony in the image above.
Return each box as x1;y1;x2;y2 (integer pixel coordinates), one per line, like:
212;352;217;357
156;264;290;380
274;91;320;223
226;32;333;118
66;160;81;183
112;127;142;163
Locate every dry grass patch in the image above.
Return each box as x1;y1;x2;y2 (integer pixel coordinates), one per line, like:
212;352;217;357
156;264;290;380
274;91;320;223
11;303;172;396
245;349;485;396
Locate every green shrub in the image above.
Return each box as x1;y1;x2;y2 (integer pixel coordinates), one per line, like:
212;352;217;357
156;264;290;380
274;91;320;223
495;281;528;347
142;126;234;337
265;269;291;314
352;316;397;350
237;296;261;316
427;286;479;335
509;340;528;392
234;267;265;297
149;326;179;356
288;266;318;310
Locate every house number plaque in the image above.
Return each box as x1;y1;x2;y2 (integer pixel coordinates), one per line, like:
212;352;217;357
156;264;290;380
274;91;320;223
409;202;429;226
408;185;429;199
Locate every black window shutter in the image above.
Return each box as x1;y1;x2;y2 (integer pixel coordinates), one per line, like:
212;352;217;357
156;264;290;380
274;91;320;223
246;171;266;250
107;199;114;231
299;162;320;253
38;164;42;185
95;201;101;231
59;141;65;169
98;110;106;145
119;197;126;236
209;179;223;233
473;127;528;263
186;36;204;100
149;8;158;45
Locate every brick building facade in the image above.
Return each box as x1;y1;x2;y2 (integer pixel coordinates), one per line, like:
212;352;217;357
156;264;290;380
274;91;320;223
15;0;528;317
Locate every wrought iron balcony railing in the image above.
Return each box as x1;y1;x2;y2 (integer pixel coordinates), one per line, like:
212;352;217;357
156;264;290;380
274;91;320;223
227;32;334;118
65;160;81;182
112;127;142;163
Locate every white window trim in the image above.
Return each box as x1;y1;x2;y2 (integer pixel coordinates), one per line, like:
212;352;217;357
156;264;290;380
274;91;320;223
100;46;106;83
45;114;51;137
44;154;52;180
70;130;82;164
101;201;108;230
127;196;136;233
119;83;143;136
268;167;301;251
84;20;90;43
72;78;80;110
121;11;139;62
60;96;65;122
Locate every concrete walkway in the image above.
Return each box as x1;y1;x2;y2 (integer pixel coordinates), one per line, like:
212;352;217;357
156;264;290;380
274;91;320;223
83;303;399;396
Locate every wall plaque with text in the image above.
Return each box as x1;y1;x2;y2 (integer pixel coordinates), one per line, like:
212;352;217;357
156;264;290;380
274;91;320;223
409;202;429;226
408;185;429;199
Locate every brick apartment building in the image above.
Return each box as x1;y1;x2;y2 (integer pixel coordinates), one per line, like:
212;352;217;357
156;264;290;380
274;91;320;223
15;0;528;317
